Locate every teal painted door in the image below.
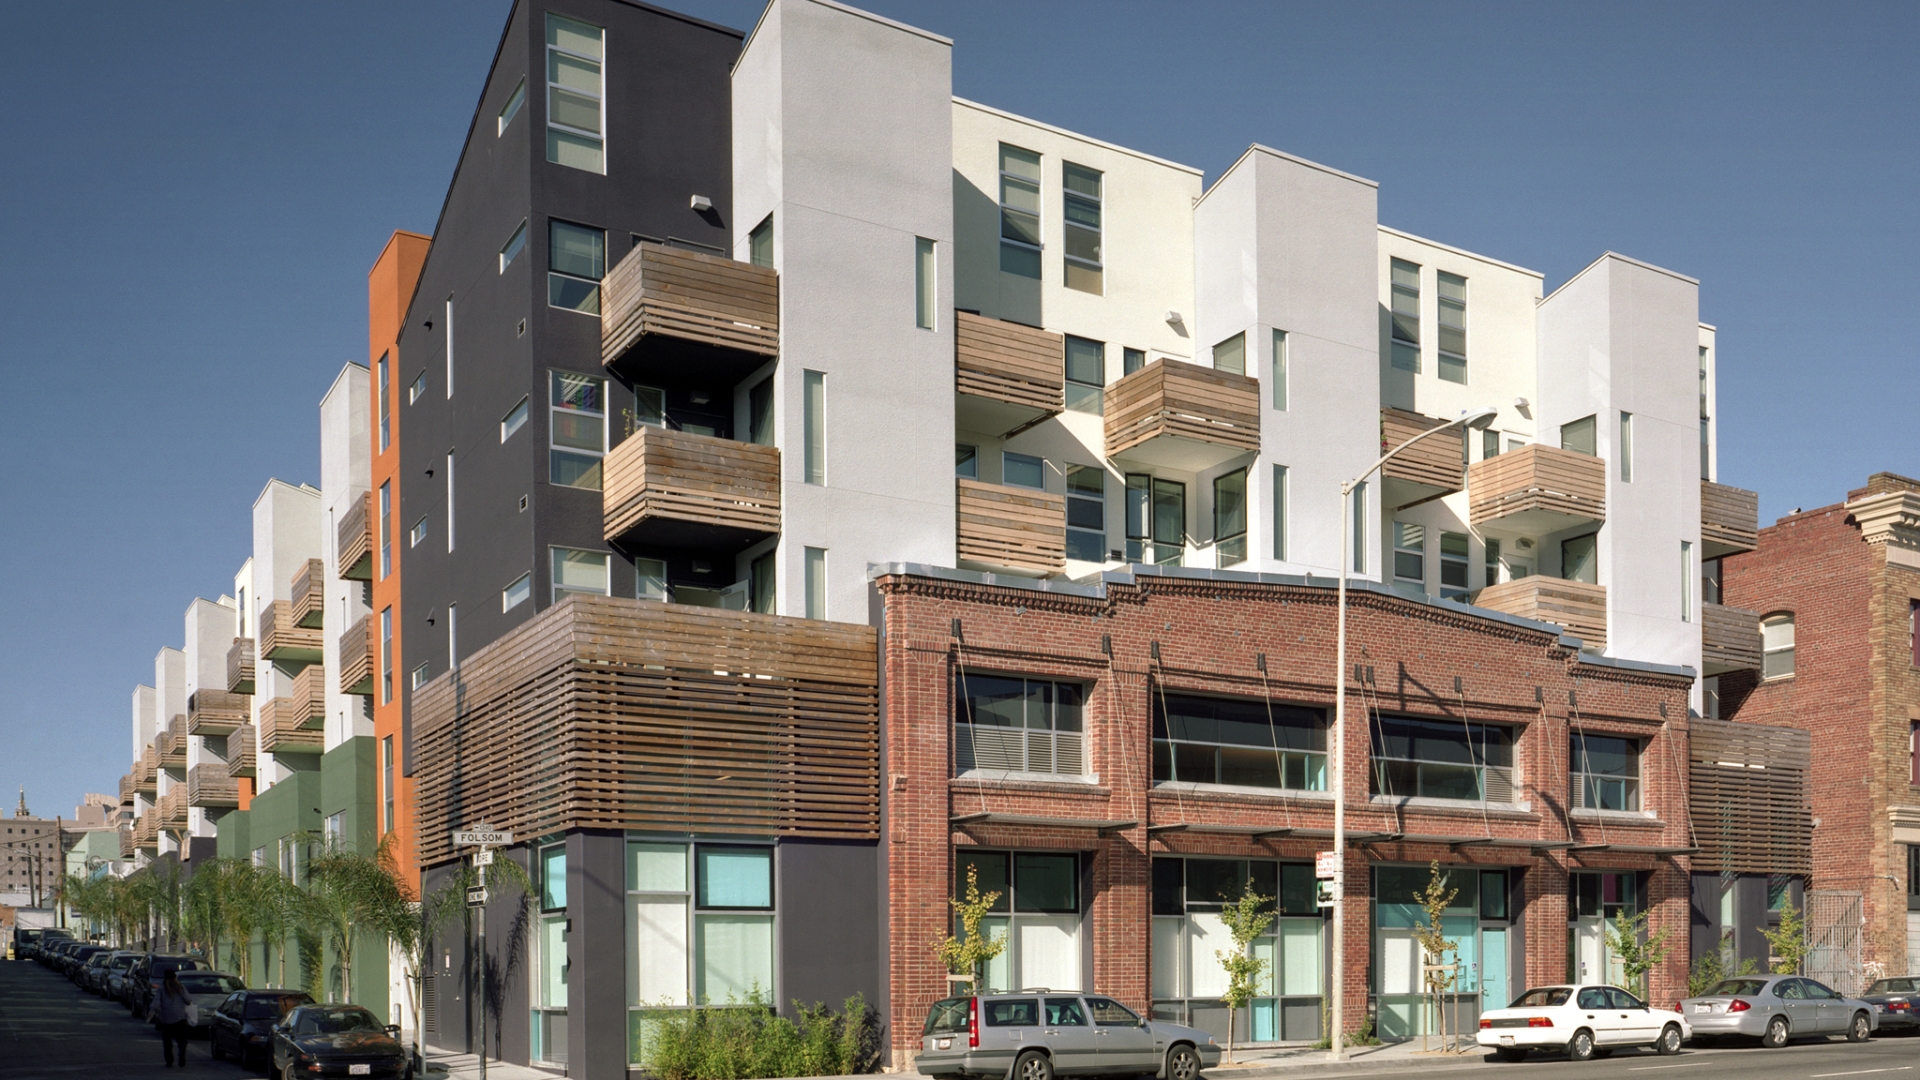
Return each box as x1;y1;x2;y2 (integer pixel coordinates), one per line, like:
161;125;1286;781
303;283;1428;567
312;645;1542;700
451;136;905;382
1481;928;1509;1012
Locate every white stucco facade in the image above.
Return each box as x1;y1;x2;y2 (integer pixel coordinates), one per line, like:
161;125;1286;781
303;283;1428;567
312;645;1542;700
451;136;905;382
246;479;322;791
320;363;372;750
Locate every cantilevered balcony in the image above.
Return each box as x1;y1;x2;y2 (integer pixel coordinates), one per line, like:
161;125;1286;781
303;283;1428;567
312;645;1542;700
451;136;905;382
1467;443;1606;534
955;312;1064;436
187;764;239;809
956;479;1066;577
1701;480;1760;559
259;697;322;755
134;816;158;853
259;600;323;669
1380;407;1465;510
119;773;134;806
158;715;187;768
601;243;779;384
119;825;135;859
338;491;372;581
339;613;373;696
292;664;326;731
1104;359;1260;470
227;638;256;694
1476;577;1608;652
158;786;187;830
1702;602;1763;675
603;425;781;552
187;689;249;737
136;748;157;795
290;558;325;628
225;725;256;779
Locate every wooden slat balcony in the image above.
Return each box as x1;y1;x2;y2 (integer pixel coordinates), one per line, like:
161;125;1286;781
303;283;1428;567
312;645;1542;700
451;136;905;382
158;785;187;830
119;825;135;859
338;491;373;581
225;725;256;778
134;815;158;853
119;773;135;805
293;664;327;730
227;638;255;694
603;425;781;551
601;242;779;383
340;613;373;696
1467;443;1607;534
290;558;325;628
136;748;157;794
187;764;239;809
259;600;324;668
955;311;1064;436
1702;602;1763;675
956;478;1066;577
158;715;187;768
187;689;249;737
1104;359;1261;470
1475;576;1608;652
260;697;323;755
1380;407;1466;510
1701;480;1760;559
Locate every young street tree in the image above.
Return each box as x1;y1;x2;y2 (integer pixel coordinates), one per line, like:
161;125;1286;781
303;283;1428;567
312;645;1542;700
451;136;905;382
1215;885;1274;1065
1410;862;1460;1050
936;863;1007;990
1603;909;1674;998
1761;899;1808;975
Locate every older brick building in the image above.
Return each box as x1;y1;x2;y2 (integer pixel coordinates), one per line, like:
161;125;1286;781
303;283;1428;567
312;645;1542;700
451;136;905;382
1720;473;1920;979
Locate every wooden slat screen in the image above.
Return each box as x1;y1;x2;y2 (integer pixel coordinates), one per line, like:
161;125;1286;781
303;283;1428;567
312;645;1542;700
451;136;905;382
188;689;250;736
260;600;324;663
225;725;256;778
413;594;879;866
1476;577;1608;651
339;613;373;696
159;715;187;766
603;425;781;543
227;637;255;694
291;558;326;628
602;244;779;366
1702;602;1762;672
337;492;373;581
956;479;1065;575
1467;443;1607;526
1104;359;1261;460
119;826;135;859
136;747;157;793
187;764;240;809
1380;407;1465;494
134;815;158;852
1701;480;1760;556
1690;717;1812;874
158;785;187;829
260;697;323;755
955;311;1065;414
119;773;135;805
293;664;326;730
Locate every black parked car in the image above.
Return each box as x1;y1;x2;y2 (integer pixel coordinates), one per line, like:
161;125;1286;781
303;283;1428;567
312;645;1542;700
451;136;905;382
40;937;81;970
1862;977;1920;1034
62;943;108;979
271;1004;407;1080
105;951;143;1003
79;949;120;993
16;928;68;961
130;954;206;1018
209;990;315;1068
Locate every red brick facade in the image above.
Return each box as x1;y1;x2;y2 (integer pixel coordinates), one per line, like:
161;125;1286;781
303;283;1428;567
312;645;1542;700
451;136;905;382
876;568;1695;1058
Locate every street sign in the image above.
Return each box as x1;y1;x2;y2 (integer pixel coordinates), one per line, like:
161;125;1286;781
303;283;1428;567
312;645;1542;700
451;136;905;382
466;887;488;907
472;849;495;868
1315;851;1340;880
453;829;513;847
1316;880;1338;908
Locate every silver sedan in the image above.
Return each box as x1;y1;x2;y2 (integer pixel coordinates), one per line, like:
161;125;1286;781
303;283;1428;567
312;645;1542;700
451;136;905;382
1679;975;1876;1047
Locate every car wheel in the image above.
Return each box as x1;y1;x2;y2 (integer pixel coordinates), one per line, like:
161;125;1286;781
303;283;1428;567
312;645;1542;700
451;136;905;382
1014;1050;1054;1080
1849;1012;1871;1043
1165;1045;1201;1080
1656;1024;1683;1055
1762;1015;1789;1048
1568;1029;1596;1061
1493;1047;1528;1063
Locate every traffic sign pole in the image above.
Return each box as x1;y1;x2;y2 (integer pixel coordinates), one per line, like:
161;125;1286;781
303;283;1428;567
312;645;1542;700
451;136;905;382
454;827;510;1080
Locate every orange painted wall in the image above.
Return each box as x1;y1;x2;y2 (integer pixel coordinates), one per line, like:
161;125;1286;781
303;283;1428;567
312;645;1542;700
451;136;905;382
368;230;430;890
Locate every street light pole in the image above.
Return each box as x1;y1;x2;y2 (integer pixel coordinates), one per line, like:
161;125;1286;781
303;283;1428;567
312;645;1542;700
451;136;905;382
1328;406;1497;1063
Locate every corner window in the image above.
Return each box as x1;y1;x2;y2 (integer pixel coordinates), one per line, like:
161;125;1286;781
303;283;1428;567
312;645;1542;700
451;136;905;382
503;572;532;612
1213;469;1247;567
1571;731;1641;811
502;396;529;442
500;220;528;273
1437;271;1466;384
1004;452;1045;491
548;221;605;313
1127;474;1184;566
1389;259;1420;372
498;76;526;135
915;237;936;329
1064;336;1105;414
549;372;606;489
1270;330;1288;410
998;144;1042;279
1062;162;1102;294
544;14;604;173
1065;465;1106;563
1370;714;1515;802
1153;693;1326;792
1213;332;1245;376
1560;414;1597;456
748;215;773;269
1762;613;1795;679
551;547;610;598
957;673;1086;777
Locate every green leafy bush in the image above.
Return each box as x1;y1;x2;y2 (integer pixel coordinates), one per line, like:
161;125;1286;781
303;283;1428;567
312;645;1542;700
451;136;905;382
637;989;881;1080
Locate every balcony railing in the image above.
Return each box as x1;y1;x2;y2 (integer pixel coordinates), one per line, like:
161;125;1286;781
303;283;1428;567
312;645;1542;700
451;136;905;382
293;664;326;731
119;773;135;806
1702;602;1763;675
340;613;373;696
601;243;779;382
1380;407;1465;510
134;815;158;852
158;785;187;830
260;697;323;755
158;714;187;767
259;600;324;668
955;312;1064;436
119;825;135;859
956;479;1067;577
136;748;157;794
227;637;256;694
291;558;325;629
603;425;781;551
187;764;239;809
338;491;373;581
187;689;249;737
1104;359;1260;470
225;725;256;778
1476;577;1608;652
1467;443;1607;533
1701;480;1760;559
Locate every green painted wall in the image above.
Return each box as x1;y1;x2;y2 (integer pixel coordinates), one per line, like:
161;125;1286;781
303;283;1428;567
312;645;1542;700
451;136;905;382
321;737;389;1019
214;809;250;861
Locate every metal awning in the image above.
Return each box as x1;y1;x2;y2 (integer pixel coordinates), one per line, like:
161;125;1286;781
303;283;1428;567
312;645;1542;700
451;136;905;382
1569;843;1700;857
951;813;1138;834
1146;823;1326;839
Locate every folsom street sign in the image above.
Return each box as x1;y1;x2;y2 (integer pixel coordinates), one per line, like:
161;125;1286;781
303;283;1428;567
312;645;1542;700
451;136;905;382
452;827;513;847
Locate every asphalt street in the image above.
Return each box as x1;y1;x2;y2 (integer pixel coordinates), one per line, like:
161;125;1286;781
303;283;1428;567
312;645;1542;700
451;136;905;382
0;958;261;1080
1229;1032;1920;1080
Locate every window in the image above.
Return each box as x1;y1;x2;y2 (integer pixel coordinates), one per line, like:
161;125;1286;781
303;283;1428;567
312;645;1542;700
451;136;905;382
1700;346;1712;480
1154;694;1326;791
1213;332;1245;376
1911;598;1919;668
446;451;455;551
915;237;936;329
1482;429;1499;459
444;297;454;398
1562;533;1598;585
955;444;978;479
1004;452;1044;491
379;607;393;705
1571;731;1640;811
377;353;390;452
1370;714;1515;802
503;572;532;612
550;371;606;488
624;842;775;1025
1618;412;1633;482
409;371;425;405
1680;541;1693;622
1762;613;1795;679
502;397;528;441
1484;537;1502;587
548;221;605;313
410;663;428;691
545;14;604;173
998;144;1042;279
632;384;664;428
1439;532;1469;598
954;850;1081;992
500;219;527;273
1065;465;1106;562
1568;871;1638;922
1127;475;1184;565
378;481;392;579
1214;469;1247;567
498;76;526;134
1392;521;1425;586
1124;347;1146;376
1909;845;1920;894
1560;414;1597;456
1153;857;1322;1038
1064;336;1104;414
534;844;568;1064
448;603;457;671
1389;259;1420;372
804;547;826;620
410;517;426;549
956;674;1086;777
552;548;610;598
1063;162;1102;293
1437;271;1466;383
636;557;668;602
1271;465;1288;561
802;371;825;484
323;812;343;849
748;550;775;614
381;736;394;834
1270;330;1287;410
748;379;774;446
1351;481;1367;574
748;215;773;269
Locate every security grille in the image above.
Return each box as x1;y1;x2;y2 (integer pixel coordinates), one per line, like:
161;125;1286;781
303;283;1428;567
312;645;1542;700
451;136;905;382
421;974;437;1033
1805;891;1865;996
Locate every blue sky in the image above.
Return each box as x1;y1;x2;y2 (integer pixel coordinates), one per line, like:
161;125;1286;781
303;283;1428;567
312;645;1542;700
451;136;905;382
0;0;1913;820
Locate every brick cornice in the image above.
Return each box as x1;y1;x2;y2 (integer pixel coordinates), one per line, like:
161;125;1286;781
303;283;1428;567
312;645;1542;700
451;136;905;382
1848;490;1920;551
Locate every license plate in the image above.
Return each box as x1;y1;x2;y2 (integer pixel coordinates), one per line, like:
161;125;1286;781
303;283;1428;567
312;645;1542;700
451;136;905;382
1693;1004;1711;1013
350;1066;371;1076
1499;1036;1515;1045
936;1038;952;1050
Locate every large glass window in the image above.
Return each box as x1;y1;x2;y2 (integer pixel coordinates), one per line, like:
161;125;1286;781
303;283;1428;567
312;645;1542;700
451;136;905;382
1214;469;1247;567
1004;452;1044;491
1562;532;1598;584
625;841;775;1060
1389;259;1420;372
1153;693;1326;792
999;145;1042;279
953;851;1081;993
1065;336;1105;414
1062;162;1102;294
545;14;604;174
550;371;606;488
1153;857;1321;1042
1436;271;1466;384
1762;613;1795;679
956;673;1086;777
1375;865;1488;1038
1065;465;1106;563
1369;715;1514;802
548;220;605;313
1127;475;1184;566
552;547;610;598
1571;731;1640;811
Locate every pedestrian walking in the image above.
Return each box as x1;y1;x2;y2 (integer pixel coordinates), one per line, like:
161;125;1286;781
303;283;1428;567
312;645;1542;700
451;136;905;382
148;968;194;1067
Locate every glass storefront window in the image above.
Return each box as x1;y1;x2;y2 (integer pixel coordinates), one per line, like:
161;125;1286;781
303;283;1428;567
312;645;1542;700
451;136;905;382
954;851;1082;992
1151;857;1323;1044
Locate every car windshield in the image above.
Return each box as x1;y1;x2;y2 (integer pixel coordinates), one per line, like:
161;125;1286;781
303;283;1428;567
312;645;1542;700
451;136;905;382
1509;987;1572;1008
151;958;201;978
245;994;313;1020
296;1008;383;1035
1709;979;1769;997
179;974;244;995
110;956;138;970
1871;979;1920;994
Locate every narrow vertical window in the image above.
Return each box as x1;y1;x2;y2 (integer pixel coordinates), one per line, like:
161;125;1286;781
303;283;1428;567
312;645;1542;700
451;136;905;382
1439;532;1470;598
748;215;773;269
381;735;394;834
1702;556;1722;604
1064;336;1105;414
1351;481;1368;574
498;76;526;135
378;481;392;579
445;452;455;552
955;444;978;479
1212;332;1245;376
915;237;936;329
1911;599;1919;668
1270;330;1288;411
1680;541;1693;622
377;353;390;451
748;379;774;446
1123;347;1146;376
1392;522;1426;587
1062;162;1102;293
998;144;1042;279
549;371;607;488
499;219;528;273
1484;537;1502;587
1126;475;1185;566
636;557;668;602
749;551;775;614
1482;428;1500;459
501;397;529;442
802;371;826;484
548;221;605;313
545;14;605;173
1389;259;1420;372
1911;722;1919;785
804;548;827;620
1437;271;1467;384
1271;464;1288;561
1213;468;1247;567
1619;412;1633;482
1699;346;1712;481
1065;465;1106;563
379;607;393;705
447;603;457;672
444;297;454;398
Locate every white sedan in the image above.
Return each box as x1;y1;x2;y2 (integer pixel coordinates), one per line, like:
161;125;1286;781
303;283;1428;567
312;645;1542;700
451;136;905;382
1478;984;1690;1062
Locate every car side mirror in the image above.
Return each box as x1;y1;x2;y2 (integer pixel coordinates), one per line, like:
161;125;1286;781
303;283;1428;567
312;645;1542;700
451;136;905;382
387;1025;401;1035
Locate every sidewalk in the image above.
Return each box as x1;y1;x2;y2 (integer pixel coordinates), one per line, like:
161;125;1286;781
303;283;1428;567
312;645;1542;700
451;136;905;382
420;1043;566;1080
1207;1038;1487;1076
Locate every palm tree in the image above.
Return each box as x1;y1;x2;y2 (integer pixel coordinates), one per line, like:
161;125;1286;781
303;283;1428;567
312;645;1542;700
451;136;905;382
305;843;405;1002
